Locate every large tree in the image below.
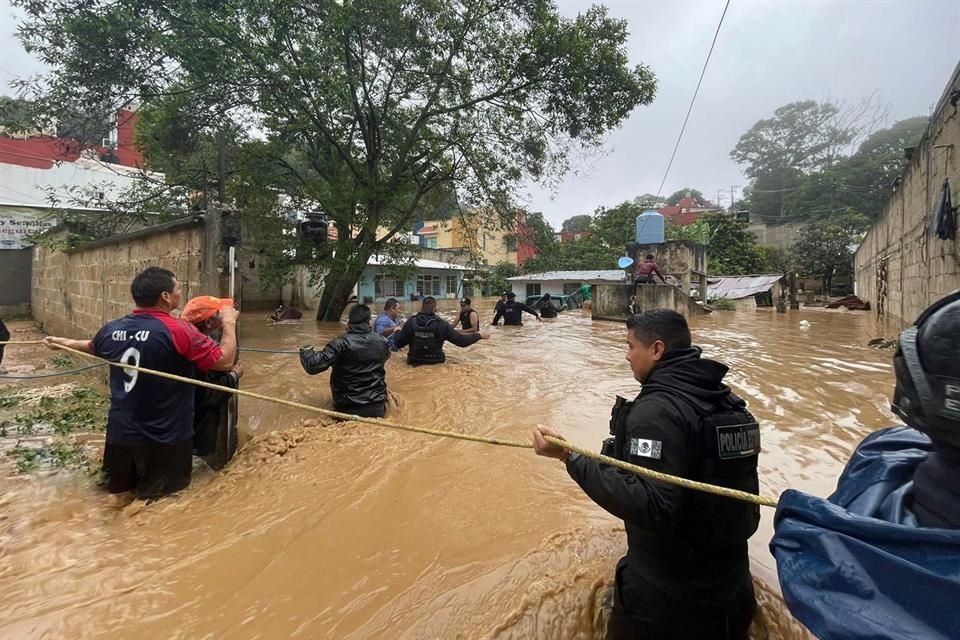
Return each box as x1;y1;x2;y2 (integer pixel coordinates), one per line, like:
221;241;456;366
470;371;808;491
700;214;767;275
665;188;706;206
791;214;866;293
561;214;592;233
15;0;656;320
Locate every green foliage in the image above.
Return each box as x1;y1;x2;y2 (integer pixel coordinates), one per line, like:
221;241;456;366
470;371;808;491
561;214;592;233
665;218;709;244
15;0;657;321
486;261;520;296
790;214;866;292
711;297;737;311
1;386;107;474
700;214;768;275
665;188;706;206
49;355;76;370
733;101;927;223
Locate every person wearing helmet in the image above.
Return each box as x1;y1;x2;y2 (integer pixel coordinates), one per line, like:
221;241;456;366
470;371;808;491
771;290;960;640
890;289;960;527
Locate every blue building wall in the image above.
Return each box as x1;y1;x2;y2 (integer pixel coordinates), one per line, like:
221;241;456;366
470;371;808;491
357;266;464;302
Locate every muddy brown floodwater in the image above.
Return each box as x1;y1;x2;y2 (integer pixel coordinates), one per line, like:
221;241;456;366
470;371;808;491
0;300;900;639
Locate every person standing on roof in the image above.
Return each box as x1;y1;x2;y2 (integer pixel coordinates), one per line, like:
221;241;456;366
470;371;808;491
394;296;489;365
635;254;667;285
492;291;541;326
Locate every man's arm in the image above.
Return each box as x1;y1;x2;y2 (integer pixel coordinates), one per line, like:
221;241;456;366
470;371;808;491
393;317;414;350
300;337;346;374
492;306;503;326
521;303;541;321
43;336;95;354
654;266;667;283
208;307;238;371
534;400;690;531
442;321;485;347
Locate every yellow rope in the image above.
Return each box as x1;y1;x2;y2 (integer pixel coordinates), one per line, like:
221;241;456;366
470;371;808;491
1;340;780;508
1;340;44;345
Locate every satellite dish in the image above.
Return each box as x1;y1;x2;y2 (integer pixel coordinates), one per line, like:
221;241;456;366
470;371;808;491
617;256;634;269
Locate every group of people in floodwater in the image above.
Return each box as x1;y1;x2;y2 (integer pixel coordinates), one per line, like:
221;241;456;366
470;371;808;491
29;264;960;640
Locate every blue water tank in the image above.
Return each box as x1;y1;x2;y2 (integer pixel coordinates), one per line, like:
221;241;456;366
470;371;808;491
635;210;665;244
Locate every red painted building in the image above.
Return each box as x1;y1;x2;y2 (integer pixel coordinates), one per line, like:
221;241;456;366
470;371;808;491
657;197;721;226
0;106;143;171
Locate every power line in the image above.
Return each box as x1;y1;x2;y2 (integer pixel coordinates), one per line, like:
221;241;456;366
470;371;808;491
656;0;731;198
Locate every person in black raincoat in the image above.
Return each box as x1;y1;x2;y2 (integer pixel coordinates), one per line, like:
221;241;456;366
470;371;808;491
300;304;391;418
533;309;760;640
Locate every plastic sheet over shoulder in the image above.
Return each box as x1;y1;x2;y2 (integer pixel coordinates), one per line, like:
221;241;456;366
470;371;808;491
771;426;960;640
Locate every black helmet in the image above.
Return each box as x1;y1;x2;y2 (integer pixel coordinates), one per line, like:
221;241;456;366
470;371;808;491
892;290;960;448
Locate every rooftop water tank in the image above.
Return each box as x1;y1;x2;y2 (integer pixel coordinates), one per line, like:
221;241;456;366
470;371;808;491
635;210;665;244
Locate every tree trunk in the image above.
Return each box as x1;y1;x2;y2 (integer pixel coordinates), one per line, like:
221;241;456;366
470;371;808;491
315;253;369;321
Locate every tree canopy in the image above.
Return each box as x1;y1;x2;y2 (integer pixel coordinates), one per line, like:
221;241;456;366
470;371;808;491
665;188;707;206
561;214;592;232
15;0;656;319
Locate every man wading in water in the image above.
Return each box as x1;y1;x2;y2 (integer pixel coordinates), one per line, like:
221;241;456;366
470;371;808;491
394;296;488;365
533;309;761;639
453;297;480;334
44;267;238;499
492;291;540;326
300;304;391;418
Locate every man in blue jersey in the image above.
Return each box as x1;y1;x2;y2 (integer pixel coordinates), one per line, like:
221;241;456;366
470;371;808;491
44;267;238;499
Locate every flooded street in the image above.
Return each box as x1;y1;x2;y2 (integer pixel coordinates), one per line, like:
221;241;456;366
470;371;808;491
0;301;898;639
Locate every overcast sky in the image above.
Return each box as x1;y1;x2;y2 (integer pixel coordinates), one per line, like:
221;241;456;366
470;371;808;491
2;0;959;227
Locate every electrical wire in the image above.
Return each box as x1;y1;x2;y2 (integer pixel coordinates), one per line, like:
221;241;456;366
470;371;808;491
656;0;732;198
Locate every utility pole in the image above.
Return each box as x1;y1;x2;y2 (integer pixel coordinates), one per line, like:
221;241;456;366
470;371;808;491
217;128;227;204
730;185;740;213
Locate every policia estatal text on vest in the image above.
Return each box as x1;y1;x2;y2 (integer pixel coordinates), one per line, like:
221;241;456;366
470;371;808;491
533;309;761;640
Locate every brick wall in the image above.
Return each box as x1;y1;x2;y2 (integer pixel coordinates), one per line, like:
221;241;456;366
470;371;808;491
32;218;206;338
854;62;960;326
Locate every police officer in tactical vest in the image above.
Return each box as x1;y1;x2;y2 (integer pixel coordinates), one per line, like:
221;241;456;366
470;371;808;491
394;296;489;365
533;309;760;639
492;291;541;326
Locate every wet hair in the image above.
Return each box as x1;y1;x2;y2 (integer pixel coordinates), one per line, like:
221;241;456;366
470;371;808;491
349;304;371;324
645;254;655;260
384;298;399;311
626;309;691;352
130;267;176;307
421;297;437;312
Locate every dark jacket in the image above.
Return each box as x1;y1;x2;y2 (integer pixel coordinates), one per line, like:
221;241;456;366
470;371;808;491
193;368;239;464
300;322;390;407
394;311;481;365
493;299;540;326
0;318;8;366
566;348;757;632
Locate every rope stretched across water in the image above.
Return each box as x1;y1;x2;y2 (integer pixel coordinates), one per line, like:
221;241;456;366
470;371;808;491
0;340;780;508
3;340;300;355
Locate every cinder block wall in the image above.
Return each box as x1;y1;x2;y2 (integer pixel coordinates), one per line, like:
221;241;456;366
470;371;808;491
854;63;960;325
32;220;205;338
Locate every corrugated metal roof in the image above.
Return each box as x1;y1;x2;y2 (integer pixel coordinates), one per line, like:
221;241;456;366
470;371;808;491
507;270;626;283
707;274;782;300
366;255;464;271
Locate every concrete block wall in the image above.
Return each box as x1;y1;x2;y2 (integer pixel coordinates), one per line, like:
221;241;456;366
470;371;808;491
32;220;206;338
854;62;960;326
593;283;708;321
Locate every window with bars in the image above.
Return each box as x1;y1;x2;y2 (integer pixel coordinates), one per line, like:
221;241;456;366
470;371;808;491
374;274;406;298
526;283;541;297
416;275;441;296
446;275;459;296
